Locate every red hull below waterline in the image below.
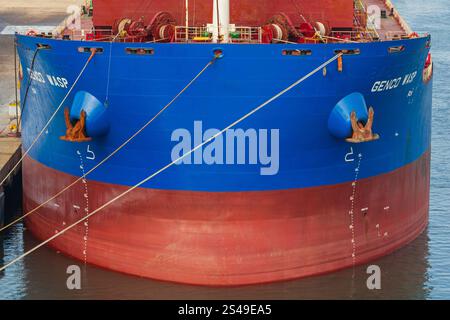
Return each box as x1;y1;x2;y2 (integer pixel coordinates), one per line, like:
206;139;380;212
23;152;430;286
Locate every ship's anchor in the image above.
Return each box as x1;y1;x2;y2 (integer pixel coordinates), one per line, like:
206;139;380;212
60;108;92;142
346;107;379;143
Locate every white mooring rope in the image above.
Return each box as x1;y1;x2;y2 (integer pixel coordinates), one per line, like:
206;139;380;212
0;57;217;233
0;53;342;272
104;32;121;105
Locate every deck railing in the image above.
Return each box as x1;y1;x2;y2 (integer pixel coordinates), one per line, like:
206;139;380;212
174;26;262;43
230;27;262;43
174;26;210;42
330;30;379;42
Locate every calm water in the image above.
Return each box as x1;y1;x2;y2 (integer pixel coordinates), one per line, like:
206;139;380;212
1;0;450;299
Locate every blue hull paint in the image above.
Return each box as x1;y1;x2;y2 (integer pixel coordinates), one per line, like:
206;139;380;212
17;35;432;192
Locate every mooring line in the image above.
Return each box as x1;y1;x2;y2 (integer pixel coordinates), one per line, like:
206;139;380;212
104;32;121;106
0;56;217;233
0;49;97;188
0;53;342;272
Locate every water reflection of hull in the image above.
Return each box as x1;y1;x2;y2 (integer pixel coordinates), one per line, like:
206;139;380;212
0;171;23;283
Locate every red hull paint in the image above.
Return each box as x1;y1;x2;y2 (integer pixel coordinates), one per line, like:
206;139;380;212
23;152;429;286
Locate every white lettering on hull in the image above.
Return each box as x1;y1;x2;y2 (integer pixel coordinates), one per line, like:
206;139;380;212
26;68;69;89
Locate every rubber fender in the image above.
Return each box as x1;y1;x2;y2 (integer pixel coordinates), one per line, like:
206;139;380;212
70;91;109;137
328;92;369;139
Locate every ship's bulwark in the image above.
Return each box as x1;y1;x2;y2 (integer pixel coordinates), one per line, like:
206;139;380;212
17;34;432;285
